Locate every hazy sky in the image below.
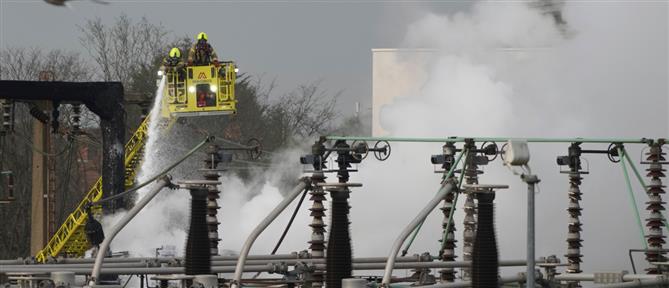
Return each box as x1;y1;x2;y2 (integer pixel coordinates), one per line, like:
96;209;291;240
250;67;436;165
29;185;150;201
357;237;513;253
0;0;470;117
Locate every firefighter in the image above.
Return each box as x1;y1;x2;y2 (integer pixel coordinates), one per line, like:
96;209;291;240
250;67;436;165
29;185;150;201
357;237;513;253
188;32;219;66
161;47;185;80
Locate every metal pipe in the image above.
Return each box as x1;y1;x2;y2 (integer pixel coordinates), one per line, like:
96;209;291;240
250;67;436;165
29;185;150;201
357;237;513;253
523;175;540;288
0;257;527;273
49;253;302;264
324;136;651;144
554;274;663;281
381;179;458;287
1;259;540;274
2;255;427;268
419;273;530;288
90;176;172;285
1;265;274;275
618;147;647;249
0;262;152;269
230;179;309;288
347;259;528;270
596;279;669;288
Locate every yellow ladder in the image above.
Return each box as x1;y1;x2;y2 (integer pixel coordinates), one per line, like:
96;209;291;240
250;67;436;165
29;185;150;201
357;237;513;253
35;115;152;262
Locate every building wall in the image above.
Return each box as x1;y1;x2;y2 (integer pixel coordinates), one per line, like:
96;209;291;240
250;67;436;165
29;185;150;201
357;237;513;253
371;49;435;136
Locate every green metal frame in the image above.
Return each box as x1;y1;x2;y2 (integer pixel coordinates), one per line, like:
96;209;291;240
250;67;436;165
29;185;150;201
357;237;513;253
618;147;647;249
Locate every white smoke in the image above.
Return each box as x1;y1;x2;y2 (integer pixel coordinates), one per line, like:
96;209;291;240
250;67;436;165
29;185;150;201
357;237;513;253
356;0;667;280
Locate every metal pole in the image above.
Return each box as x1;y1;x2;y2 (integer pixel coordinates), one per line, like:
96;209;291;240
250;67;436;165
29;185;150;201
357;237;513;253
90;176;172;285
230;179;309;288
618;147;648;249
380;179;458;287
522;174;539;288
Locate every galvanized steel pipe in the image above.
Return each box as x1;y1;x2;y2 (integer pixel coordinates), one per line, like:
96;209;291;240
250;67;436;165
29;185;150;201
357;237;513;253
90;176;171;285
554;273;663;282
421;273;530;288
230;179;309;288
596;279;669;288
381;179;457;287
1;265;274;275
0;259;535;272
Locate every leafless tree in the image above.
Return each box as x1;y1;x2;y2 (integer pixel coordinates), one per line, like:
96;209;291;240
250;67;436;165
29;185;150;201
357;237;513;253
0;47;91;81
79;14;168;86
267;81;340;142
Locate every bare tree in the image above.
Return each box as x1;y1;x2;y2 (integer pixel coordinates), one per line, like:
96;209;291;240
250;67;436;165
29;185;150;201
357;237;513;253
0;47;90;81
79;14;168;86
267;81;340;142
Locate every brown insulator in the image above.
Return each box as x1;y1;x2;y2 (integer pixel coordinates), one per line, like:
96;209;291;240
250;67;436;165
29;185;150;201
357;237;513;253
206;185;221;255
644;142;667;274
462;151;480;281
309;171;327;288
439;191;457;282
438;143;458;282
203;144;222;256
566;171;583;278
1;99;14;134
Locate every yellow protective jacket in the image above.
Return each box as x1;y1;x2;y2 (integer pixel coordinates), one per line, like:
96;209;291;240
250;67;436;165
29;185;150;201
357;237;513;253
160;57;184;72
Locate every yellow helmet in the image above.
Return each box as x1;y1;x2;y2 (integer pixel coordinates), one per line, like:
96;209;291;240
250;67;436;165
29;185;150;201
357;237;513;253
196;32;208;41
169;47;181;58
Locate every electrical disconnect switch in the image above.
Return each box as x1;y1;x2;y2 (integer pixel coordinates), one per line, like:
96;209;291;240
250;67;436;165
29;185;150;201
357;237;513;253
503;140;530;166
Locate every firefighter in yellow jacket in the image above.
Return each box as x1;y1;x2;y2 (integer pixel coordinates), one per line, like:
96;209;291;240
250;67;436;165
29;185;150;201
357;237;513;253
188;32;219;66
160;47;185;80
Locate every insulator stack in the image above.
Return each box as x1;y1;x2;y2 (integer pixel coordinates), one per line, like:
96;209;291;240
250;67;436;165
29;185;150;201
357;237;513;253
71;104;82;133
6;173;14;200
462;152;480;280
203;145;222;256
326;187;352;288
1;99;13;134
566;171;583;277
472;190;498;288
309;171;327;288
439;142;457;282
644;141;667;274
205;181;221;255
439;191;457;282
185;186;212;275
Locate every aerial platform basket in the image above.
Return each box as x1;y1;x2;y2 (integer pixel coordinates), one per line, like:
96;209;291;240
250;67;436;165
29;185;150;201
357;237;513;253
164;62;237;117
